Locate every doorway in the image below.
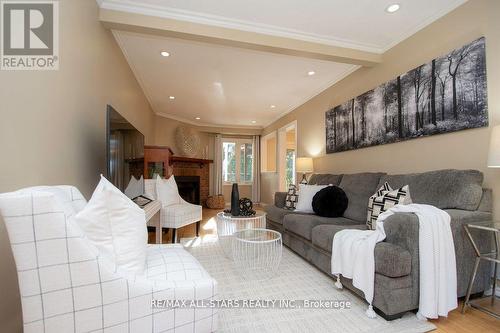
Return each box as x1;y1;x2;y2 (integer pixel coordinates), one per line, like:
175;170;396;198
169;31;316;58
278;121;297;191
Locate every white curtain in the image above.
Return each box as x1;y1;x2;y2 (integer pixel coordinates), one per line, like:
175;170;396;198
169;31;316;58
214;134;223;195
252;135;261;203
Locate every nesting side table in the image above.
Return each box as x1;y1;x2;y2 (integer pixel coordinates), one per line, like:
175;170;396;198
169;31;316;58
215;212;266;258
462;222;500;319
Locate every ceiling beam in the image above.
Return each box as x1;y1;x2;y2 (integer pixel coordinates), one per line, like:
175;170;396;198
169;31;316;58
99;8;382;67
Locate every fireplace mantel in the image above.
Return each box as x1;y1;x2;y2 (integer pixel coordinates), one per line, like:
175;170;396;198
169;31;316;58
170;156;213;168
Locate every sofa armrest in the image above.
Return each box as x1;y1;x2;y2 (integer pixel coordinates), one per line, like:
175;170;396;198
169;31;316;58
274;192;288;208
381;213;420;305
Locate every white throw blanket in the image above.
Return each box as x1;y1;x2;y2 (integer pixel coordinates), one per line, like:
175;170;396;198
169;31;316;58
331;204;457;319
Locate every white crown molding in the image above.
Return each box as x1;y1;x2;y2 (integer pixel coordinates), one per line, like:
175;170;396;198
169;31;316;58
99;0;383;53
101;0;470;56
263;64;360;128
380;0;469;52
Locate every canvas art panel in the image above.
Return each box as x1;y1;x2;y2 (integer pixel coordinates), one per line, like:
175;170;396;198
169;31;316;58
326;37;488;154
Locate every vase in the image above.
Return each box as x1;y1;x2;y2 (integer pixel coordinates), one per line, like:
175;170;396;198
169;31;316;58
230;183;240;216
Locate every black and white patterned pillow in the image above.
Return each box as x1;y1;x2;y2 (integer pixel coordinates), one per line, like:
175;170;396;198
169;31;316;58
367;182;412;229
285;185;298;210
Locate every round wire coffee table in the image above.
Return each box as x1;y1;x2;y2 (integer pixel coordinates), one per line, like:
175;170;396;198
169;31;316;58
232;228;282;279
216;212;266;258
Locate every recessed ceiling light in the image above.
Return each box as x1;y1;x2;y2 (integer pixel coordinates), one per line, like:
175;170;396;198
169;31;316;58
270;105;276;109
169;96;175;100
160;51;170;57
195;117;201;120
308;71;316;76
251;120;256;124
385;3;400;13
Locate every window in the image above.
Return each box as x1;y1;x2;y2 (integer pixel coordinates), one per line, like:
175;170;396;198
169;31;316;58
222;142;236;182
285;149;296;188
222;139;253;184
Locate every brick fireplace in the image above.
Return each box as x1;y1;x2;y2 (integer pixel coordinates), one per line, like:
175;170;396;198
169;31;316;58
170;156;213;207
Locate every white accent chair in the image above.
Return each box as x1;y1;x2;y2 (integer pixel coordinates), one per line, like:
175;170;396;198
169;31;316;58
0;186;218;333
145;180;202;243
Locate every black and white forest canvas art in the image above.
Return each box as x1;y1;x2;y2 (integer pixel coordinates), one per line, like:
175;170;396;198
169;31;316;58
326;37;488;154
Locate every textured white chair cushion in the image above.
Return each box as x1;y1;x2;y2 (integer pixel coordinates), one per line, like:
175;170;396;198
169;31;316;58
73;176;148;274
0;187;218;333
162;203;203;229
16;185;87;217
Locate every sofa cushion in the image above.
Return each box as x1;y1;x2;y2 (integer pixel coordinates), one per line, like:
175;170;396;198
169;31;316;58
284;215;359;240
311;224;366;252
308;174;343;186
264;205;311;225
379;169;483;211
338;172;385;222
311;225;411;277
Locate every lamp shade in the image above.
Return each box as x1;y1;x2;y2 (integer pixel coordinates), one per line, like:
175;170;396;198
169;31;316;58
296;157;314;173
488;125;500;167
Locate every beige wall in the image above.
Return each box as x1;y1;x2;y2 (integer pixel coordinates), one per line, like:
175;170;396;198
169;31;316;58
262;0;500;216
154;115;215;159
0;1;157;331
0;0;156;199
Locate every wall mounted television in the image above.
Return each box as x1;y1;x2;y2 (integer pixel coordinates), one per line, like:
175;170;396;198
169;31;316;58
106;105;146;200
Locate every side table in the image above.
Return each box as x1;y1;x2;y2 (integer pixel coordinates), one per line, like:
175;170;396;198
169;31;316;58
215;212;266;258
462;222;500;319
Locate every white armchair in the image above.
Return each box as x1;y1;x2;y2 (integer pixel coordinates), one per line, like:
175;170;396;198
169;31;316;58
145;180;202;243
0;186;217;333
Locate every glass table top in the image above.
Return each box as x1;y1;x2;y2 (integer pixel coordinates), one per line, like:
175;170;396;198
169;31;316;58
233;228;281;243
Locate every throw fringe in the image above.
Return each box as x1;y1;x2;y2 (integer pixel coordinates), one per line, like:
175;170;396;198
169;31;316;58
366;305;377;318
334;275;343;289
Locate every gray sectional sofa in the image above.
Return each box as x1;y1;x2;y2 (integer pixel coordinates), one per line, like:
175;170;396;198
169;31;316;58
264;169;493;320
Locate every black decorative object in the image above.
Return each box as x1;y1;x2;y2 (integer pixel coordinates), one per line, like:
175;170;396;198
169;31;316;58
326;37;488;153
239;198;256;216
230;183;240;216
312;186;348;217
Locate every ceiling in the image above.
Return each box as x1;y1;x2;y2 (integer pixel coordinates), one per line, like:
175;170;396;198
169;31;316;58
113;31;356;128
103;0;468;128
100;0;467;53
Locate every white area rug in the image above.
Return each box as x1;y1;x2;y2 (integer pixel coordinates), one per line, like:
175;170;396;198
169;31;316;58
182;236;436;333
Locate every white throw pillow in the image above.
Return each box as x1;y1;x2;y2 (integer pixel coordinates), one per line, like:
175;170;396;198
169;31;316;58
295;184;328;213
73;175;147;274
124;175;144;199
156;175;181;207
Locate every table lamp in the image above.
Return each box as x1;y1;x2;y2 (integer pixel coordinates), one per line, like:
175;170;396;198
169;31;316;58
296;157;314;184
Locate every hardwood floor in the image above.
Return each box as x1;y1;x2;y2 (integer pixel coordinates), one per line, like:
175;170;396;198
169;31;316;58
431;299;500;333
148;208;500;332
